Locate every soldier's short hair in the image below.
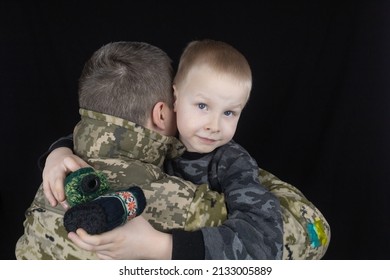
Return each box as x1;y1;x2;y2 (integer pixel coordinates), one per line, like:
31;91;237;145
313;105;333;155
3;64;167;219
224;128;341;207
78;41;174;126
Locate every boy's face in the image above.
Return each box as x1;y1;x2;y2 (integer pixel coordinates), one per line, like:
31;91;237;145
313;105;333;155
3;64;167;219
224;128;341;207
174;65;249;153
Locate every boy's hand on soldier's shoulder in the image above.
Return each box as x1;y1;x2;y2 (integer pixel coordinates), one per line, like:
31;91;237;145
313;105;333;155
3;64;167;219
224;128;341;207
42;147;90;209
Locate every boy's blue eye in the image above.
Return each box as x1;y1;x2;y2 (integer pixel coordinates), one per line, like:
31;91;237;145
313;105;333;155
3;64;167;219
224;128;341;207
198;103;207;110
224;111;233;117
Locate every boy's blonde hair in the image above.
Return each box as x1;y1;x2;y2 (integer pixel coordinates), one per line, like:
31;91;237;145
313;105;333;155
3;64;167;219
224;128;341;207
174;39;252;95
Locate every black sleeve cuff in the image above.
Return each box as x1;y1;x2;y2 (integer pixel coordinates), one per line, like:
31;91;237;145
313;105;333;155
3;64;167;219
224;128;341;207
171;229;205;260
37;134;74;171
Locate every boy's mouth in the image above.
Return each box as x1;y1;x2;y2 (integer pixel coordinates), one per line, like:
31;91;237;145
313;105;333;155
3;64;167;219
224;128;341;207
197;136;218;145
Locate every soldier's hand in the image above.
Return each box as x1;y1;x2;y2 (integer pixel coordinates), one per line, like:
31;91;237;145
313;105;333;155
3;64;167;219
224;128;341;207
68;216;172;259
42;147;89;209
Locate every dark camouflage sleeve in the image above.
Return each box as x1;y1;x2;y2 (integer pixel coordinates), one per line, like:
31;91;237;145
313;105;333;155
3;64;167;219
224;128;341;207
201;142;283;259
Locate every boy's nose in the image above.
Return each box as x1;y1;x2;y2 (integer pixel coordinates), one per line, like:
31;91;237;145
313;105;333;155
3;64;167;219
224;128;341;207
204;115;220;132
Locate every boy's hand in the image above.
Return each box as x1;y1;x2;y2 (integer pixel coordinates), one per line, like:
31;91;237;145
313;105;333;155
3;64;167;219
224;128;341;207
68;216;172;260
42;147;89;209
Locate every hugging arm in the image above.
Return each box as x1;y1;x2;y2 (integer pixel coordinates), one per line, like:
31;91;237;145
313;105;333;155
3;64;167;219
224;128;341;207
165;141;284;260
201;155;284;260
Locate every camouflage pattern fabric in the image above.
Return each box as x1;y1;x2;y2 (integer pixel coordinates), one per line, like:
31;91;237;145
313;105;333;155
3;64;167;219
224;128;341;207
15;184;98;260
184;184;227;230
259;168;330;259
16;168;330;259
167;141;284;260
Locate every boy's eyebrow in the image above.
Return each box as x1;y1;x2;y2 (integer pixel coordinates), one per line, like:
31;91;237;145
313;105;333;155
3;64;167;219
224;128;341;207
193;91;208;98
192;92;246;109
229;105;245;111
228;101;246;109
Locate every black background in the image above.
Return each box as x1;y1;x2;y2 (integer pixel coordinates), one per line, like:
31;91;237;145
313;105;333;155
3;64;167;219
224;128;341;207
1;1;389;259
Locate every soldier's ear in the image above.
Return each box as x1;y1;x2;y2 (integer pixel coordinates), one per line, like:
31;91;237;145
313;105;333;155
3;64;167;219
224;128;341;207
151;101;175;135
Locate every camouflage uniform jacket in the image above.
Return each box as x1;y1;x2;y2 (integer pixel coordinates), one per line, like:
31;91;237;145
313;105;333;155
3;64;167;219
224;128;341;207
165;140;284;260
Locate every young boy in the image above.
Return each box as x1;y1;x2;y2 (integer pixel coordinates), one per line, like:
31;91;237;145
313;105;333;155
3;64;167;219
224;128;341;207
153;39;327;259
27;40;330;260
165;39;283;259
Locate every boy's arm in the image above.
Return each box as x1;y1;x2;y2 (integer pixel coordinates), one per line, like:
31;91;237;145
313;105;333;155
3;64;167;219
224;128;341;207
200;144;284;260
142;150;283;260
164;144;283;260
